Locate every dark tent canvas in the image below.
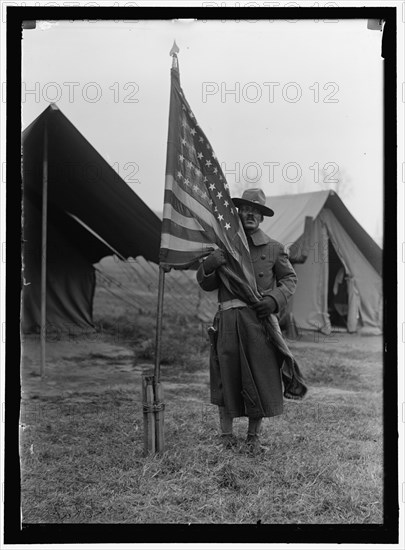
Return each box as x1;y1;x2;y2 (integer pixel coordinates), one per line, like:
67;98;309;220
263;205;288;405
261;191;382;334
22;104;162;332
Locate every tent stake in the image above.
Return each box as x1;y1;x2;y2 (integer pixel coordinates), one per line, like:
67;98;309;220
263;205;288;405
40;123;48;378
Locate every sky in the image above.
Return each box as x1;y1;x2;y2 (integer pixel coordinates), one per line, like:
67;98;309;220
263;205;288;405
22;18;384;244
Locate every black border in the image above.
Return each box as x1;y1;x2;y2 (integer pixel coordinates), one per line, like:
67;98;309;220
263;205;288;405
5;5;398;545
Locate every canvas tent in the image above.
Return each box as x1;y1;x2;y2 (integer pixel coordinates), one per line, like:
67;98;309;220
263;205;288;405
22;104;162;332
260;191;382;334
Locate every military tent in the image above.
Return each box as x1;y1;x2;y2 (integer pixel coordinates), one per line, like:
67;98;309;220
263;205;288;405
22;104;162;333
261;190;382;334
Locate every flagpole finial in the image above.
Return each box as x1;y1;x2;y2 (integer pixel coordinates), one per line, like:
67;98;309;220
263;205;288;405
169;40;180;69
169;40;179;56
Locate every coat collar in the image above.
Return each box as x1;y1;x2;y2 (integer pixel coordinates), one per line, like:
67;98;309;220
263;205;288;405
248;228;271;246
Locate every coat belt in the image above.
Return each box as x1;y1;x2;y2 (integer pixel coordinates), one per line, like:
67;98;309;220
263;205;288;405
218;299;248;311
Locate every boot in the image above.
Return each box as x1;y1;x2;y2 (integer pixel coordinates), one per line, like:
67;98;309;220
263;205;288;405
245;434;263;454
245;417;265;454
218;407;237;449
220;433;238;449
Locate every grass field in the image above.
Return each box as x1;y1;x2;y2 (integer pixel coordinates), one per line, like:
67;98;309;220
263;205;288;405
20;260;383;524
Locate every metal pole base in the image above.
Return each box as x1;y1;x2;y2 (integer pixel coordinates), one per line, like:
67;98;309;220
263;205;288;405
142;373;165;455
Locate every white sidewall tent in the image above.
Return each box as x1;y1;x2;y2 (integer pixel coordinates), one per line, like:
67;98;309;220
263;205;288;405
291;209;382;334
261;191;383;335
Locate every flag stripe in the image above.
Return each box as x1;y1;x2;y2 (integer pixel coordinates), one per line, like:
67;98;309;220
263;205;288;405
164;184;218;231
162;203;205;231
163;193;219;248
163;183;208;221
160;232;214;253
164;173;211;212
159;248;209;268
161;218;208;244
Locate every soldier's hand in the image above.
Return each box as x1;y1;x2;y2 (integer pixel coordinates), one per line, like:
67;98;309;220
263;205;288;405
203;249;227;274
251;296;277;318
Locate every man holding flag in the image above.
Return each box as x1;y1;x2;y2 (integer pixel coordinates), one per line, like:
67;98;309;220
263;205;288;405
197;188;298;453
160;43;307;455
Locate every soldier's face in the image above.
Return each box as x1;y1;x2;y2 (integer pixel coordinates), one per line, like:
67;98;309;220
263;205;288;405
238;205;263;234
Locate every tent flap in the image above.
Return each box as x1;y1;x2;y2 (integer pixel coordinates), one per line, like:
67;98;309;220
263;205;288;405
292;217;332;333
320;209;382;330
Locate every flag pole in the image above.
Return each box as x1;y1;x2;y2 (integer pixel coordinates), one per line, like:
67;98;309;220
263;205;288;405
142;264;166;454
40;121;48;378
154;266;165;383
142;43;180;455
153;43;179;384
152;266;165;453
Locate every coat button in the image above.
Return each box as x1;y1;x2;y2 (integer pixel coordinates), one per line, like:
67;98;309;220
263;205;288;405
261;254;266;260
258;272;264;277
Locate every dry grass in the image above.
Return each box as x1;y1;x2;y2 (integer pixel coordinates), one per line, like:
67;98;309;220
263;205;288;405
20;393;383;523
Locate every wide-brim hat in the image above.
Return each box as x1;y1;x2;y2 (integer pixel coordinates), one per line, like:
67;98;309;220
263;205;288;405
232;188;274;217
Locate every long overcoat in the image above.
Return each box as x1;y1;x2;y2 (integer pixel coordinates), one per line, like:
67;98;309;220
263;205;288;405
197;228;297;418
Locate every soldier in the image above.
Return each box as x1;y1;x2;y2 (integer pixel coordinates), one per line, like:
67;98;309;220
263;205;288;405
197;188;298;453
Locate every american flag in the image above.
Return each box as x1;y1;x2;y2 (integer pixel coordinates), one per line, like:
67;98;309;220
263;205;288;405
159;54;260;298
159;52;307;400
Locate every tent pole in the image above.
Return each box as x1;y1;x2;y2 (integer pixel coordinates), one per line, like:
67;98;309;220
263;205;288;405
40;123;48;378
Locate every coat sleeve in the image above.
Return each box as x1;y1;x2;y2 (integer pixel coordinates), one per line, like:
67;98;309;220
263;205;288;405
262;243;297;312
196;261;221;292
